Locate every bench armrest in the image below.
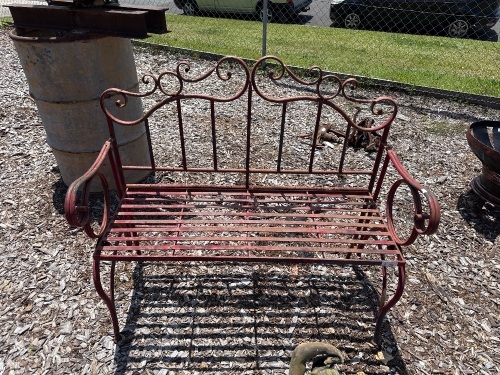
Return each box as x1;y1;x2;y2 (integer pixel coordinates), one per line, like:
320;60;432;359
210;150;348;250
381;148;441;246
64;140;114;239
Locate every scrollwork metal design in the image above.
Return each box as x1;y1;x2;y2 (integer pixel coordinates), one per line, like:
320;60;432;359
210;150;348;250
100;56;251;127
385;150;440;246
64;141;112;239
251;56;397;134
251;55;342;102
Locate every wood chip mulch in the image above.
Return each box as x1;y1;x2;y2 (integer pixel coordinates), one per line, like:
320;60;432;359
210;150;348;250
0;30;499;374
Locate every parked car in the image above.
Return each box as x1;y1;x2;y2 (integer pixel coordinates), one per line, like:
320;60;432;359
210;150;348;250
329;0;500;38
174;0;313;22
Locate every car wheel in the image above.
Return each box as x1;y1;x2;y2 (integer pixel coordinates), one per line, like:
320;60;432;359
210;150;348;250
447;19;469;38
183;1;198;16
257;4;273;22
344;12;361;29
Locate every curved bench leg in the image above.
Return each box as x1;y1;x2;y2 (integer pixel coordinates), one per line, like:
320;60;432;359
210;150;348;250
373;263;405;345
93;253;122;343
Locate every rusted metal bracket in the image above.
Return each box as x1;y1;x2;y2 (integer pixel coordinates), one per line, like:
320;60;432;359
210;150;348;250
6;2;168;38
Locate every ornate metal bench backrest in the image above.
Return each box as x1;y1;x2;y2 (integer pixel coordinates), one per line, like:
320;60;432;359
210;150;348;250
100;55;398;197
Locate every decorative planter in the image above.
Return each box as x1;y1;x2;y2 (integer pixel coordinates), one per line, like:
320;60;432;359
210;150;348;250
466;120;500;207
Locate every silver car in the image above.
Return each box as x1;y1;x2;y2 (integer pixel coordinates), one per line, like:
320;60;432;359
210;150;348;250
174;0;313;21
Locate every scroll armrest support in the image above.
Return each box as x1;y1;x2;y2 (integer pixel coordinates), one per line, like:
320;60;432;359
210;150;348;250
64;140;114;239
384;149;441;246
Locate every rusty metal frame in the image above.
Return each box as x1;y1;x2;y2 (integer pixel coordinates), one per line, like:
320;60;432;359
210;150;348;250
65;55;440;345
7;2;167;38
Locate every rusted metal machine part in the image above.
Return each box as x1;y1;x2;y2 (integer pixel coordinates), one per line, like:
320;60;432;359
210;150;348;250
289;342;343;375
7;1;167;38
467;120;500;207
300;118;381;151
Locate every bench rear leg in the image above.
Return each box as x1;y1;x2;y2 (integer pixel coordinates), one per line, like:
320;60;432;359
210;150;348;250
348;210;377;258
93;254;122;343
373;263;405;345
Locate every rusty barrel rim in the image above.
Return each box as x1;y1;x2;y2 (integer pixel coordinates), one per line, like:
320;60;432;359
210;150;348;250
9;28;105;43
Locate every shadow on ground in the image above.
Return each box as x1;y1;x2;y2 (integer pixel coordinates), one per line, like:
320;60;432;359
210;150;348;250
457;189;500;242
51;178;409;373
110;262;408;374
52;178;67;215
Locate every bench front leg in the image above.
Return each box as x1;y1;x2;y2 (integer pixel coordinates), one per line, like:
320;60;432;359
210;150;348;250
93;250;121;343
374;262;405;345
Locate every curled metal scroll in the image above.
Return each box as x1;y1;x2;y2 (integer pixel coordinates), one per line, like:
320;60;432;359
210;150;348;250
100;56;251;126
64;141;112;239
385;150;440;246
251;55;397;133
251;55;343;102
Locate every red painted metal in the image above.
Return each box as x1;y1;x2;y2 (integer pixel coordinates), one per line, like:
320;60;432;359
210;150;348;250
64;56;440;345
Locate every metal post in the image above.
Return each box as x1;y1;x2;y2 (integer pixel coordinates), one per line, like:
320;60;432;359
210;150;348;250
262;0;268;57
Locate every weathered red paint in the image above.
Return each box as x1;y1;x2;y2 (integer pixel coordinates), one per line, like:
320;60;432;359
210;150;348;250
64;56;440;345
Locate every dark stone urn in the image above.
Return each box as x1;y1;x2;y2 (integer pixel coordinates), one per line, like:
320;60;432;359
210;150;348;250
466;120;500;207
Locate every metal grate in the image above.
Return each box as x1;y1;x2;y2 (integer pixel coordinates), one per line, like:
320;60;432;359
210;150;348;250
99;187;403;266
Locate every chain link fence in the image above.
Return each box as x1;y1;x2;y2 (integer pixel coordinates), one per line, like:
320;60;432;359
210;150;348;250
133;0;500;40
1;0;499;104
2;0;499;40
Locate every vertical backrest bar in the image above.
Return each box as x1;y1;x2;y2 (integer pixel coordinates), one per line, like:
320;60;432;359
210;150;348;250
338;122;352;174
368;126;391;194
245;86;253;189
144;118;156;172
308;101;323;172
210;100;218;171
105;116;126;195
109;137;126;197
276;102;287;172
176;98;188;170
373;147;391;201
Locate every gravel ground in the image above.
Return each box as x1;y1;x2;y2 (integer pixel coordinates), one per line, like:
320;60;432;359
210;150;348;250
1;29;499;375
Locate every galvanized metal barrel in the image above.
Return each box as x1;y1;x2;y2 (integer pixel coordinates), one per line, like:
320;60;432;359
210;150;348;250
10;29;151;189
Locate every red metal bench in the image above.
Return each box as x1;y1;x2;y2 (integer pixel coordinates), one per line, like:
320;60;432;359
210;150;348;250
64;56;440;345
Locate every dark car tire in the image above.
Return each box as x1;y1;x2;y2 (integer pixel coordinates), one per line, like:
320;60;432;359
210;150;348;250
447;19;469;38
344;12;361;29
257;3;273;22
183;0;198;16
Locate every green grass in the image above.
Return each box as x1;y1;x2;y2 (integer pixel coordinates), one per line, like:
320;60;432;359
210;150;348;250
147;14;500;97
0;17;13;29
425;121;468;136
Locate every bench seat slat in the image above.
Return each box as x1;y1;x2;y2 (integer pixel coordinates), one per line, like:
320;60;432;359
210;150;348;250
108;223;389;236
112;217;387;228
96;188;402;266
104;235;394;245
125;191;372;203
101;244;399;256
97;254;402;266
119;204;380;214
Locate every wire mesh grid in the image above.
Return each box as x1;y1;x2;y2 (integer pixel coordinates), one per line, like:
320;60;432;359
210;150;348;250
2;0;498;38
137;0;499;39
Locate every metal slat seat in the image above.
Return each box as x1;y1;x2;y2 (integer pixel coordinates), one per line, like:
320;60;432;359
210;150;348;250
99;187;403;267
